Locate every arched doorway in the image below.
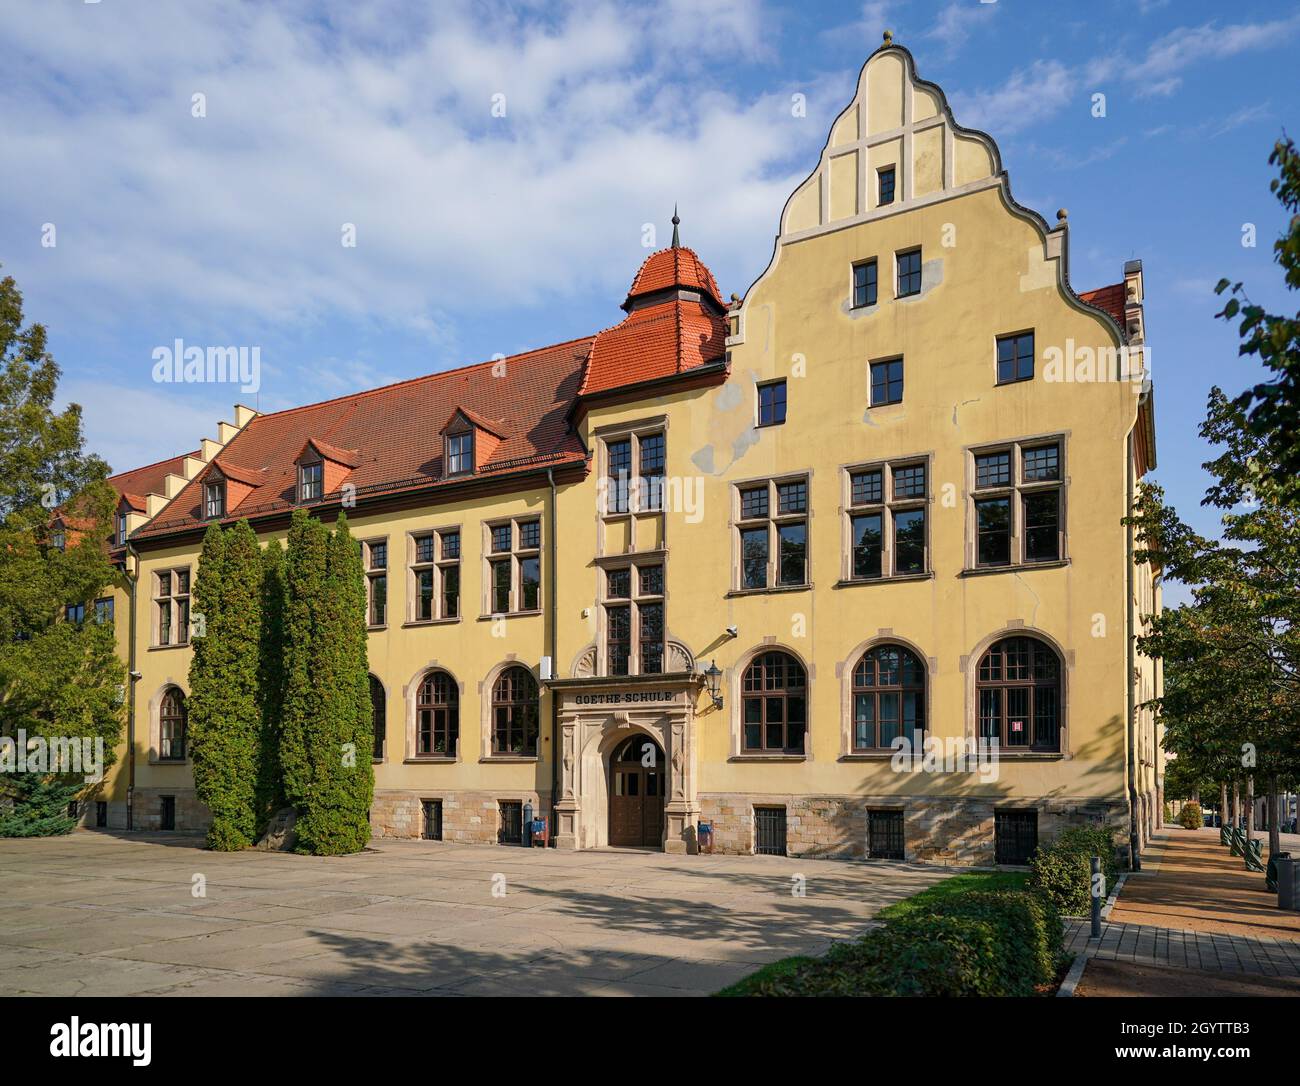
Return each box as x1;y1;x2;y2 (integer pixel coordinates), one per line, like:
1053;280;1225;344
608;734;665;848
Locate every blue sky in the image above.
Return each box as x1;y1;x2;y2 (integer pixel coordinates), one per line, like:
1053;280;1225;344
1;0;1296;587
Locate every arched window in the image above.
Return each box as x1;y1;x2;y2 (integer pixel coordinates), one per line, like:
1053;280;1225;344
976;637;1061;751
741;651;807;754
492;666;539;756
852;644;924;751
369;675;386;761
416;671;458;756
159;687;187;761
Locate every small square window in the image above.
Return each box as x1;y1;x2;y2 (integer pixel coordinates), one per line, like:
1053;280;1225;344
851;470;883;506
415;534;435;563
369;541;387;569
1022;444;1060;482
758;380;787;427
777;480;807;515
870;359;904;406
975;452;1011;489
440;530;460;559
997;332;1035;384
897;249;922;297
607;569;631;599
852;260;878;308
740;486;769;520
490;525;512;553
893;464;926;499
518;520;541;550
639;565;664;595
878;166;896;206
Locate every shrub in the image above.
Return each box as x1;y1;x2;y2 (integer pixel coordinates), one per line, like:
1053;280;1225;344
719;885;1066;997
1178;801;1203;830
1028;825;1117;915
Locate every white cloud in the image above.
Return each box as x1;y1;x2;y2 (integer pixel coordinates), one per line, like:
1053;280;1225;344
925;1;997;60
949;60;1074;136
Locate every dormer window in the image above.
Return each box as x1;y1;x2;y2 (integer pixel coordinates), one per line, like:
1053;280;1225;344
299;462;323;503
447;431;473;476
204;480;225;520
116;513;128;547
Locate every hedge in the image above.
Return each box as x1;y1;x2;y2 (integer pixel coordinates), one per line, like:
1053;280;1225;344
720;885;1065;997
1027;825;1117;916
1178;801;1203;830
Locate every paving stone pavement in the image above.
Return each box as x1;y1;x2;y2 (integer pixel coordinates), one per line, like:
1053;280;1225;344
1064;919;1300;978
0;830;952;997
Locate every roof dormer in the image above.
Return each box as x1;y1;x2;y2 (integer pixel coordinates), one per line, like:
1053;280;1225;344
438;407;505;476
203;462;267;519
293;438;360;503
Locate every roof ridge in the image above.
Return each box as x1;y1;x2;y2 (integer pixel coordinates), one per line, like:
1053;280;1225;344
238;333;596;428
108;449;199;482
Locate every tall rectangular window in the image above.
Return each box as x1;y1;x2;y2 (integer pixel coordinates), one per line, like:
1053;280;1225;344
734;475;809;590
602;560;666;679
996;332;1036;384
447;431;473;475
116;513;128;547
298;461;322;502
971;439;1064;567
844;460;928;581
93;597;114;625
757;380;787;427
364;540;387;626
154;567;190;646
204;481;224;520
896;248;922;297
870;358;904;406
600;427;668;515
852;259;878;308
410;529;460;622
878;166;896;206
484;517;542;615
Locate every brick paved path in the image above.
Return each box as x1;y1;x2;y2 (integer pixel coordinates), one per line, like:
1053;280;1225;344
1065;827;1300;988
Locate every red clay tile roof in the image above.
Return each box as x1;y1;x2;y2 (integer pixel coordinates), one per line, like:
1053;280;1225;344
134;337;593;539
212;462;268;487
625;246;724;309
580;298;727;397
107;451;197;509
297;437;361;468
1079;283;1126;326
440;405;506;438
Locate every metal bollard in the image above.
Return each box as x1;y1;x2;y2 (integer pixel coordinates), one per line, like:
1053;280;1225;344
522;800;533;847
1090;854;1104;939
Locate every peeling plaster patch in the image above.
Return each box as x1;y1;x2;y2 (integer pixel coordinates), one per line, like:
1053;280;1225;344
731;427;762;463
842;298;879;321
895;258;944;302
714;381;743;412
861;406;880;426
1019;246;1056;292
951;398;980;426
691;445;716;474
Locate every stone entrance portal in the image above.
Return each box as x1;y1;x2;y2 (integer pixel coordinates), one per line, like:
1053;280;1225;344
549;677;700;853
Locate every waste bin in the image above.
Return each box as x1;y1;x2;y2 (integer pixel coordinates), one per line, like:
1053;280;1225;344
1267;852;1290;894
529;817;548;848
1278;856;1300;912
697;821;714;855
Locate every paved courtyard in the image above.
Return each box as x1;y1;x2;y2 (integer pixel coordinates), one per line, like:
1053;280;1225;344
0;831;950;997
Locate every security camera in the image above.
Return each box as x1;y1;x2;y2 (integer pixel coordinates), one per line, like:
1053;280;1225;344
725;625;738;638
129;670;143;681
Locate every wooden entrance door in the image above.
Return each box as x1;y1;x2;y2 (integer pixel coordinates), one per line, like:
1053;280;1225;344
608;735;665;848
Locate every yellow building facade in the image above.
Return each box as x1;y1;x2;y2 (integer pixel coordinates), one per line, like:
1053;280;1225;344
93;41;1162;866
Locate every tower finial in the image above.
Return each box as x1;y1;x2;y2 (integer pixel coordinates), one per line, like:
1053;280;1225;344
671;204;681;248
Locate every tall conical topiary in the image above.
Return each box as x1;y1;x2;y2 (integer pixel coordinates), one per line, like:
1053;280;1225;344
293;514;374;854
256;537;287;827
188;521;262;850
280;508;328;818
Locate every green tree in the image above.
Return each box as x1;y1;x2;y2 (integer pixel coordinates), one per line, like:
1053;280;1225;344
280;509;328;818
0;269;123;836
1216;136;1300;503
187;521;263;849
256;537;287;826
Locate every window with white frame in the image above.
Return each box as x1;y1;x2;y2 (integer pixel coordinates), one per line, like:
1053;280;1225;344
971;438;1065;568
844;459;928;580
485;517;540;615
446;431;473;475
155;567;190;646
298;461;322;503
735;475;809;590
204;479;225;520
